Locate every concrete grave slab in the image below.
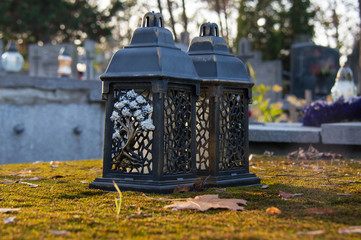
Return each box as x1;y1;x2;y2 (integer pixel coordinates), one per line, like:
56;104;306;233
249;122;321;143
321;122;361;145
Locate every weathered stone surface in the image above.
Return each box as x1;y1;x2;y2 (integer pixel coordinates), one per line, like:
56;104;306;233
0;103;105;164
249;122;321;143
0;75;104;164
321;122;361;145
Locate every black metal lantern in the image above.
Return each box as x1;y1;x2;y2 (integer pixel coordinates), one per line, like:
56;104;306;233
188;23;260;187
90;12;200;193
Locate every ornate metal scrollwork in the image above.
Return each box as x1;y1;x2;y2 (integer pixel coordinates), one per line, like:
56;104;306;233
110;89;154;172
219;91;246;171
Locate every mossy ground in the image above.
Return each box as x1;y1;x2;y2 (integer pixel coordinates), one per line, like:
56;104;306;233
1;156;361;239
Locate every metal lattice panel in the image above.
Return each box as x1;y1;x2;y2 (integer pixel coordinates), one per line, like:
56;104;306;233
163;88;193;174
218;90;246;171
196;90;210;171
110;88;153;174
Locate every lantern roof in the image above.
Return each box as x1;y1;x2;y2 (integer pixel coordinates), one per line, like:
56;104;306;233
188;23;252;84
101;12;198;81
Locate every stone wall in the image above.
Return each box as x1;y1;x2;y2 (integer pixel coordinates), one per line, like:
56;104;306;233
0;75;105;164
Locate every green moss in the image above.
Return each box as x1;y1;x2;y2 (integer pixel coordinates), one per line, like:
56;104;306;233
1;156;361;239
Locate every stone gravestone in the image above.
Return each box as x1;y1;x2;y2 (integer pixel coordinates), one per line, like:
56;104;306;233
29;43;78;79
291;42;340;99
237;38;282;102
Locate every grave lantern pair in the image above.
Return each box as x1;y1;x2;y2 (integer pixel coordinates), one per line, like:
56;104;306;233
90;13;260;193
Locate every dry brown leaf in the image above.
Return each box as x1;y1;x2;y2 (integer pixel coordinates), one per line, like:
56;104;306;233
304;207;335;215
49;230;70;236
287;145;343;160
3;216;16;224
339;226;361;234
193;177;209;192
266;207;282;215
49;161;62;165
51;175;64;179
173;185;191;193
263;151;274;157
164;194;247;211
0;208;21;213
279;191;303;199
297;230;325;236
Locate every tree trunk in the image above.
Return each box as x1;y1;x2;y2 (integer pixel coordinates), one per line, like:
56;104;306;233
182;0;188;32
213;0;224;38
157;0;163;14
167;0;178;42
222;0;230;44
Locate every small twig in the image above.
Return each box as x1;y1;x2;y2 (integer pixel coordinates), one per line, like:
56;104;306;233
276;169;337;178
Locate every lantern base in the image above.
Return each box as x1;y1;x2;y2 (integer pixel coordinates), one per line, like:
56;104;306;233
89;177;199;194
202;173;261;188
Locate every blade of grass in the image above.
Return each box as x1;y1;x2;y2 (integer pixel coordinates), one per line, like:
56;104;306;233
112;180;122;217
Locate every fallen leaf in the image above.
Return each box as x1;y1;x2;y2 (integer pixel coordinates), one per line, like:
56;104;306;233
18;169;33;174
263;151;274;157
49;161;62;165
173;185;191;193
312;166;321;171
0;179;18;184
251;166;265;170
287;145;343;160
20;177;41;181
126;208;152;219
261;185;269;189
320;184;338;187
49;230;70;236
32;161;44;164
297;230;325;236
337;193;352;196
304;207;335;215
249;154;254;162
279;191;303;199
339;226;361;234
80;181;89;184
0;208;21;213
215;188;227;193
3;216;16;224
20;181;39;188
193;177;209;192
51;175;64;179
266;207;282;215
164;194;247;211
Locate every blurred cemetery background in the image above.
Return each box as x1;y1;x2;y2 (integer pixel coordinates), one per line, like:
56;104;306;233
0;0;361;164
